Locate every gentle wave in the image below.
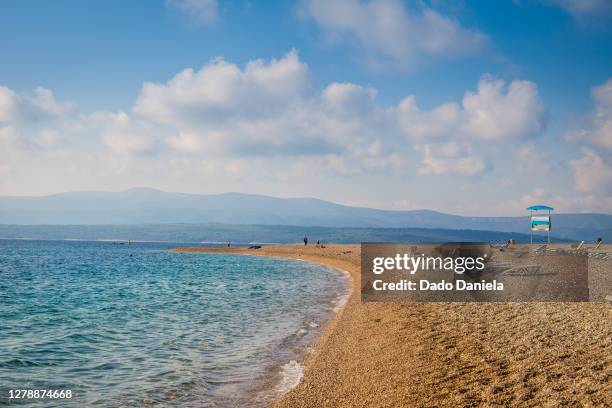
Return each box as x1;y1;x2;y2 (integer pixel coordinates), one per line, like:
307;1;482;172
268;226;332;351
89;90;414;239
276;360;304;394
0;240;348;407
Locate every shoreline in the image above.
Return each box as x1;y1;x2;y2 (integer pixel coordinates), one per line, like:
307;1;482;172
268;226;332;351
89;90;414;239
171;245;359;406
172;244;611;407
249;257;351;406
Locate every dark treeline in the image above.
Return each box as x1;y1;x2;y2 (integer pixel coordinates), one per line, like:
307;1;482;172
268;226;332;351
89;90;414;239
0;223;571;244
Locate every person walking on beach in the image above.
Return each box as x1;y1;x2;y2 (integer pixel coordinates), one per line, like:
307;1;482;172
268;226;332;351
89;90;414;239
303;235;308;246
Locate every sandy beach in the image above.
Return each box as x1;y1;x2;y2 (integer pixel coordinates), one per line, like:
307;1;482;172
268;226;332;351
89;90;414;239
172;244;612;407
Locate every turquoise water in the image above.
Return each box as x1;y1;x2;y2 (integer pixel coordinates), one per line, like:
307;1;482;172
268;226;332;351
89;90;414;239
0;240;348;407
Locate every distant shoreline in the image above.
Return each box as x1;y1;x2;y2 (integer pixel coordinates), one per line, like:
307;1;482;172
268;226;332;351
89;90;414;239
0;223;582;245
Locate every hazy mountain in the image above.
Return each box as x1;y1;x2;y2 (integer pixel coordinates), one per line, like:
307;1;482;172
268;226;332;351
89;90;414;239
0;188;609;241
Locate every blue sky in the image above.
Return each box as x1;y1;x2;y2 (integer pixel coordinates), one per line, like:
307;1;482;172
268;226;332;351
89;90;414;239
0;0;611;215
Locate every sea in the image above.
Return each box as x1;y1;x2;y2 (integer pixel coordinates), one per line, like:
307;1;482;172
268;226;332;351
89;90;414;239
0;239;349;407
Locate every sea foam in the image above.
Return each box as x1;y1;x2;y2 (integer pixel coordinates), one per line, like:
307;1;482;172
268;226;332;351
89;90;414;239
276;360;304;394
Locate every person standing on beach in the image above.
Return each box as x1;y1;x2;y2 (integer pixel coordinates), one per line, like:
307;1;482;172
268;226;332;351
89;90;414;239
303;235;308;246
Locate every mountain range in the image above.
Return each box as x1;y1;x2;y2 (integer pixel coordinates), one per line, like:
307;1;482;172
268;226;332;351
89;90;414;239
0;188;609;241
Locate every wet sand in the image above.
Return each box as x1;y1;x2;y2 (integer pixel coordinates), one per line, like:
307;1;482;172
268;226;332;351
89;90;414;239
172;244;611;407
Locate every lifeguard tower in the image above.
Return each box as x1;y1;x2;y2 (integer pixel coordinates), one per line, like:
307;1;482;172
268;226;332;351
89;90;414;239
527;205;553;243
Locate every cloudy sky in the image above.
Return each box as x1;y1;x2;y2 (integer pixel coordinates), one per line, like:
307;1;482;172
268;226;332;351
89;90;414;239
1;0;611;215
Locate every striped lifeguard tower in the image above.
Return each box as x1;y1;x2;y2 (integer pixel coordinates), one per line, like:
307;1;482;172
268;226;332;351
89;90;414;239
527;205;553;244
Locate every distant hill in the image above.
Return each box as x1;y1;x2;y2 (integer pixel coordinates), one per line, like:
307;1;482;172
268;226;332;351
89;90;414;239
0;188;609;241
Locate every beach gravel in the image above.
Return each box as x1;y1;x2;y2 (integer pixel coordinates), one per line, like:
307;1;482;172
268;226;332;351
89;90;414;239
173;244;612;407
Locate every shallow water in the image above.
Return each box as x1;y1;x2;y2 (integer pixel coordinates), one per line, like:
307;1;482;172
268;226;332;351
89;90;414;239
0;240;348;407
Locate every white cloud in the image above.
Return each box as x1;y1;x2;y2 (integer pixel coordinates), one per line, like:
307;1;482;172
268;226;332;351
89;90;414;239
322;82;377;116
396;76;546;175
514;141;547;162
0;86;74;124
512;141;554;175
133;51;396;164
0;126;17;145
134;50;310;127
517;187;552;208
167;131;209;154
397;97;459;140
299;0;488;69
560;78;612;209
461;77;546;140
166;0;219;26
544;0;612;19
0;86;20;123
0;87;77;151
511;186;612;214
36;129;63;148
132;58;545;178
566;77;612;151
0;54;548;186
417;142;486;176
90;112;161;155
570;148;612;194
29;87;74;118
398;76;546;141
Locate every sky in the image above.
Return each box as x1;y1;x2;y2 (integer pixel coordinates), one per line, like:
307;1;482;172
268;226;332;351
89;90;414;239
0;0;611;216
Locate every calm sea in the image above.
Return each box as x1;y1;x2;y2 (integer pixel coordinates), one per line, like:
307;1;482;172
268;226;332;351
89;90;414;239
0;240;348;407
